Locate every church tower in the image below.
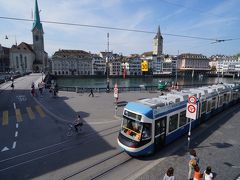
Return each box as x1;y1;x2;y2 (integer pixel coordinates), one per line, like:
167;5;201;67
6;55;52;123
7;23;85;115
32;0;46;72
153;26;163;56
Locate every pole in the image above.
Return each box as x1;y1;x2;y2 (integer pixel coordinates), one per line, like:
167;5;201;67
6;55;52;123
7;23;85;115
187;118;192;149
217;60;219;84
176;50;179;83
106;33;110;92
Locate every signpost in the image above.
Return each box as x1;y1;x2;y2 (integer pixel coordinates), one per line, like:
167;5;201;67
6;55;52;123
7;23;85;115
114;83;118;116
186;96;197;149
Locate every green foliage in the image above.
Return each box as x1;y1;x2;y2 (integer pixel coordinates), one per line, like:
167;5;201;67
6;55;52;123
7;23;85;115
211;66;216;72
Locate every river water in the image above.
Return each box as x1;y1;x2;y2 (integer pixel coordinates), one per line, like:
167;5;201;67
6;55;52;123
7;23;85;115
56;76;239;88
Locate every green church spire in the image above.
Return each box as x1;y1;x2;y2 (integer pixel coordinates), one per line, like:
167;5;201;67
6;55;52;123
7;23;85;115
32;0;43;31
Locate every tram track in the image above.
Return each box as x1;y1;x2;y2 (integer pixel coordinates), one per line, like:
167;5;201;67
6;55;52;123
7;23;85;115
62;151;132;180
0;124;120;173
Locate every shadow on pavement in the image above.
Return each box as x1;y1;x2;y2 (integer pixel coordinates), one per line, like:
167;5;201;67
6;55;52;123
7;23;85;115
0;87;116;180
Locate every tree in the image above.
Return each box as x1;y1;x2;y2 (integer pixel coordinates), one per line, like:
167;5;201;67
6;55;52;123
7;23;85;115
211;66;216;72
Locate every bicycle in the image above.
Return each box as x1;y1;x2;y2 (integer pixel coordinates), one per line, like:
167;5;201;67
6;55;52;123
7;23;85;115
66;123;83;137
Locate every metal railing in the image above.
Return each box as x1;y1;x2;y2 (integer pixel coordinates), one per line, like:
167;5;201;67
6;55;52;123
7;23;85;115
45;83;216;94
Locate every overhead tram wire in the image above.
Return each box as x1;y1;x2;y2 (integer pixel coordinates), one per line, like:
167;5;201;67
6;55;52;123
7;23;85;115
0;16;239;42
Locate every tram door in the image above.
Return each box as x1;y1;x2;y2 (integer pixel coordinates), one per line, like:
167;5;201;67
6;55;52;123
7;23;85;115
154;116;166;150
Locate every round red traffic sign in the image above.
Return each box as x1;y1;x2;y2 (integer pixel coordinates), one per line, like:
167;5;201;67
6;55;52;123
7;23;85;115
188;96;197;104
187;104;196;113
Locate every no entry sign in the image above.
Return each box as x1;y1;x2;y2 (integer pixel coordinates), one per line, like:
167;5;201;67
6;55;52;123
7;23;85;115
188;96;197;104
186;103;197;120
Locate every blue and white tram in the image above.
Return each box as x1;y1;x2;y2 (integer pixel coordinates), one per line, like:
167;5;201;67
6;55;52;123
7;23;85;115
117;83;240;156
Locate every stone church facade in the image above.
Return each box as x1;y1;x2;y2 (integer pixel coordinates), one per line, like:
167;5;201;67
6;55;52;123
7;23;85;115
9;0;47;74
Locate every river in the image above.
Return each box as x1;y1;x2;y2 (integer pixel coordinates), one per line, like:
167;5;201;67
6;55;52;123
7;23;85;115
56;76;239;88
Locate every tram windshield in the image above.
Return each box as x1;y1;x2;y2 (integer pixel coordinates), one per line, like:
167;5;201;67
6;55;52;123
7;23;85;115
121;117;151;142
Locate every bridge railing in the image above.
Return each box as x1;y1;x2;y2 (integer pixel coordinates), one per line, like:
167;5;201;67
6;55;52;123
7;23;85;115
45;83;216;93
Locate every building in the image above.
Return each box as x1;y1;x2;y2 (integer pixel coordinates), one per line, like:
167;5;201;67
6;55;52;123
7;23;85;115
127;54;141;76
51;49;93;76
0;44;10;72
153;26;163;56
9;0;48;74
178;53;210;76
92;54;105;75
210;55;240;76
9;42;35;74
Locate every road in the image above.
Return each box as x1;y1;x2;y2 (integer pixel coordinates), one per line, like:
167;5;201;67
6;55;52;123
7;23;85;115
0;73;239;180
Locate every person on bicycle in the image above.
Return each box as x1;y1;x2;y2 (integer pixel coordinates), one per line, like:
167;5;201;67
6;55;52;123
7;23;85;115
74;114;83;132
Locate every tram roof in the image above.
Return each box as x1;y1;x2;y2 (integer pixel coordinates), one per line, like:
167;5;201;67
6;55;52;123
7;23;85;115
136;83;237;110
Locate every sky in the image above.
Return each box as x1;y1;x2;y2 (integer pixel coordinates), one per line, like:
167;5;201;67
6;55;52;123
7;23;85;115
0;0;240;57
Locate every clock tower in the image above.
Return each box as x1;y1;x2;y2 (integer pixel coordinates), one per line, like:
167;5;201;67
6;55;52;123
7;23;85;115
32;0;47;72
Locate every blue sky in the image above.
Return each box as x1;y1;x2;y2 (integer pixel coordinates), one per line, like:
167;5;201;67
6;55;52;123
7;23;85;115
0;0;239;57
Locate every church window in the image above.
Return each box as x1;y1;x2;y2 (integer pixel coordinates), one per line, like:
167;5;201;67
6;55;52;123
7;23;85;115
35;35;39;41
25;56;27;69
16;56;19;68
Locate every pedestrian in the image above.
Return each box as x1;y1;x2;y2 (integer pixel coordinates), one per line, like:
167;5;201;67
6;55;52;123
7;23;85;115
11;82;14;90
31;87;35;96
163;167;175;180
193;164;202;180
38;82;43;95
88;88;94;97
188;149;199;180
203;166;213;180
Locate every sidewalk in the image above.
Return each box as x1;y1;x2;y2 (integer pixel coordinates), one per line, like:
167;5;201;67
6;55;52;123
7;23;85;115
135;103;240;180
33;85;163;125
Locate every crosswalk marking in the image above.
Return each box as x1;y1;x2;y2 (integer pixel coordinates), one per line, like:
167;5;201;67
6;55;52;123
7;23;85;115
2;111;8;126
26;107;35;120
15;109;23;122
1;106;46;126
35;105;45;118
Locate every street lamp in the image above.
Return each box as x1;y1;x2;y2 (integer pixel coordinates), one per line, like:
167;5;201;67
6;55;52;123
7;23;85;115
106;33;110;93
5;35;17;46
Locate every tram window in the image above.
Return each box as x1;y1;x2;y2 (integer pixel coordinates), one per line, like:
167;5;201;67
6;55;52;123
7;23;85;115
226;94;230;102
179;111;187;127
233;93;237;100
219;96;223;106
223;94;227;102
207;101;211;113
142;123;151;140
211;98;216;109
201;101;206;114
168;114;178;133
121;117;142;142
155;117;166;135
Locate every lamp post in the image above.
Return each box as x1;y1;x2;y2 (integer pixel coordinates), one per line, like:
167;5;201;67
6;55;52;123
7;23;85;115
217;59;220;84
106;33;110;93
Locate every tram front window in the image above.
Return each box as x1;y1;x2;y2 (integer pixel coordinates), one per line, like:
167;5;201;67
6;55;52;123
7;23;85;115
142;123;151;140
121;118;143;142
